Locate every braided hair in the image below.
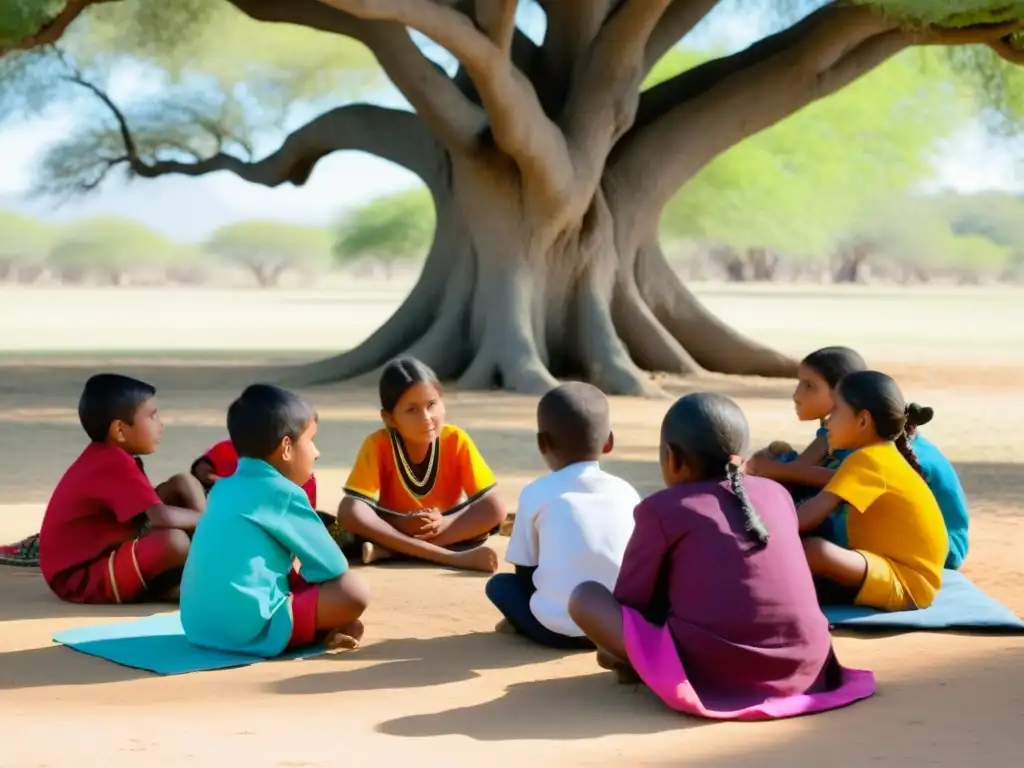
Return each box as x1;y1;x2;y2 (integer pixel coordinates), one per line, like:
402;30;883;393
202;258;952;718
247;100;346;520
662;393;770;549
836;371;933;480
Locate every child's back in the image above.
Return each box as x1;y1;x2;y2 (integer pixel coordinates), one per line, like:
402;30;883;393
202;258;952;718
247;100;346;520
617;475;832;701
509;462;639;636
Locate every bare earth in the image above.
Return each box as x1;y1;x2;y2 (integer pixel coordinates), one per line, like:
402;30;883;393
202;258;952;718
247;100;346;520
0;284;1021;767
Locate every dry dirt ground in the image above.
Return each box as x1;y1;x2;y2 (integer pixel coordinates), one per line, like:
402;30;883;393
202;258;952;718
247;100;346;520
0;285;1021;767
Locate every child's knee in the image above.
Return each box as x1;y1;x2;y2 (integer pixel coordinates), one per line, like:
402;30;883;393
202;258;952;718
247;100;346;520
337;497;374;528
160;473;206;510
331;571;371;617
148;528;191;568
568;580;608;622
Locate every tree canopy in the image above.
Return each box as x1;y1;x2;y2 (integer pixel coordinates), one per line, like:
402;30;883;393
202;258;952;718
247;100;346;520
204;220;334;287
335;188;435;270
658;45;971;263
3;1;1024;394
48;215;175;284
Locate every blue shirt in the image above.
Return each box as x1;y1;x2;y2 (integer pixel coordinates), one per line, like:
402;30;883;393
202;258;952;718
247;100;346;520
180;458;347;657
816;427;969;569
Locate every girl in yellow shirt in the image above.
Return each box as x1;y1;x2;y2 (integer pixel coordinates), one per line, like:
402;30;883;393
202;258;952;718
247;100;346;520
336;357;507;573
797;371;948;612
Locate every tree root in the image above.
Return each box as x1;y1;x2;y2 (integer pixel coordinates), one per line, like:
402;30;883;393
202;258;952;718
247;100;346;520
636;244;798;377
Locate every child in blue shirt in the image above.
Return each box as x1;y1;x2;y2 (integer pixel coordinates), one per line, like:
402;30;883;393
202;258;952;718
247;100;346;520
180;384;369;656
746;346;969;570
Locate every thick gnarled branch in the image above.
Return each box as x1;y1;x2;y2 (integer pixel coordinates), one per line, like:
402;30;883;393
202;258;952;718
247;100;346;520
643;0;720;74
315;0;575;204
129;104;446;192
561;0;672;158
53;59;447;196
609;3;909;227
229;0;485;151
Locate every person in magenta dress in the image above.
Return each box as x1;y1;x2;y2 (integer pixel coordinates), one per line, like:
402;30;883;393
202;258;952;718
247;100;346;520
568;392;874;720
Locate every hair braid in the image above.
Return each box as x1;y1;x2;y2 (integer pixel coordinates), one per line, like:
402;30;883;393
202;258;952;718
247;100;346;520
894;432;927;480
726;460;770;549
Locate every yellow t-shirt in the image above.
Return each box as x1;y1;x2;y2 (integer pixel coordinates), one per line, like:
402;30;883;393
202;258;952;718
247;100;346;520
343;425;497;514
825;442;948;608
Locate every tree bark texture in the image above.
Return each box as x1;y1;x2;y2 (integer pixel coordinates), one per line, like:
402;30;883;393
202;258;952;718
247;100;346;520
13;0;1022;393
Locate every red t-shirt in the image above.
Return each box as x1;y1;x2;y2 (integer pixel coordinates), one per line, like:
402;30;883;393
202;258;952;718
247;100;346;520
39;442;162;583
200;440;317;508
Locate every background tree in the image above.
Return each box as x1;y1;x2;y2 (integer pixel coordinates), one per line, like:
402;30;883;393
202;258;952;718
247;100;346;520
335;188;435;277
3;1;1024;393
0;210;55;283
659;46;970;283
205;221;334;288
47;216;175;285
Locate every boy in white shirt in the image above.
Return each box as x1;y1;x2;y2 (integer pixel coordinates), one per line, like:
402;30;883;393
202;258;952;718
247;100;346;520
486;382;640;649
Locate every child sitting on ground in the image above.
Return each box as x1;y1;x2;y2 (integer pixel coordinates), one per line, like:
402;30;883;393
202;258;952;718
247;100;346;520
798;371;948;611
568;393;867;719
180;384;368;656
336;357;507;573
191;438;336;528
746;346;867;502
487;383;640;649
746;345;969;570
39;373;204;604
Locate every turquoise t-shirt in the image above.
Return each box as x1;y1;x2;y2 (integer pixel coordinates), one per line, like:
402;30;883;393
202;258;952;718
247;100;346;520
815;428;969;570
180;458;347;657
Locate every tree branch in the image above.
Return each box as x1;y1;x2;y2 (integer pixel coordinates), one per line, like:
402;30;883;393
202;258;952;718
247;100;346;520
0;0;121;55
472;0;517;55
561;0;672;158
228;0;485;151
609;3;908;227
52;59;447;195
130;104;446;192
643;0;720;74
315;0;574;203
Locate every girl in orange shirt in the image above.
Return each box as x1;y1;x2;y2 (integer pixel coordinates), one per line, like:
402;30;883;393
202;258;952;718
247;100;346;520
336;357;507;572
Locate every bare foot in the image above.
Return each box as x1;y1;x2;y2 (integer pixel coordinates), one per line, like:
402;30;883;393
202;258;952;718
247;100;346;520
596;649;641;684
324;619;365;651
361;541;393;565
494;618;516;635
451;545;499;573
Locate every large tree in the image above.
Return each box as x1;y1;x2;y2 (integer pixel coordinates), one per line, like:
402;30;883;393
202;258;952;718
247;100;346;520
3;1;1024;393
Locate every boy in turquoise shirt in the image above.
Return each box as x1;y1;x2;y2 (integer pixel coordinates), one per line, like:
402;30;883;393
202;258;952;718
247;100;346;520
181;384;369;657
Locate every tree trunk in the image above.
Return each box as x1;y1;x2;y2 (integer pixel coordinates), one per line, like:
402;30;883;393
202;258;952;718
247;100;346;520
287;151;796;395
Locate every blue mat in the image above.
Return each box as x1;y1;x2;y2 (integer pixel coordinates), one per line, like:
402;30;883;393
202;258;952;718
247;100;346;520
824;570;1024;632
52;611;325;674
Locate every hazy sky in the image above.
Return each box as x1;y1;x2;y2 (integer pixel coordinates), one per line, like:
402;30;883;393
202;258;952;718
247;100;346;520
0;3;1018;242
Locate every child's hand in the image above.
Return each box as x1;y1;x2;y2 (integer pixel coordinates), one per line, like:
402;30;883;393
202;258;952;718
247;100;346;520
414;511;450;541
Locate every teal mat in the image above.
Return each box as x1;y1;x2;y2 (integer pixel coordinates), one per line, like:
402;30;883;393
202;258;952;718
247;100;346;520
824;570;1024;633
52;611;325;674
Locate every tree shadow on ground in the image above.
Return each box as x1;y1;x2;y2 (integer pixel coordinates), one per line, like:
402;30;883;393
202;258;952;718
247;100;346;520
641;646;1024;767
0;564;157;622
268;631;571;695
376;671;704;741
0;644;150;689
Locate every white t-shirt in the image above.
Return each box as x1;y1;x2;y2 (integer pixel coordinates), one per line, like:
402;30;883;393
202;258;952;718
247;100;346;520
505;462;640;637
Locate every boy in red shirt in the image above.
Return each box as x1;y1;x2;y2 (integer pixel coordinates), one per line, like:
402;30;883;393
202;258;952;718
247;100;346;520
39;373;205;604
190;439;337;528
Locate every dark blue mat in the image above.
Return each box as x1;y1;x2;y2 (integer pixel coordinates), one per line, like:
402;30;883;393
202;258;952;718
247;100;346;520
824;570;1024;632
53;611;324;674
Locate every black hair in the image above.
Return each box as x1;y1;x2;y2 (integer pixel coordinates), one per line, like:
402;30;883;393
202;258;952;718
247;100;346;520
536;382;611;463
379;356;441;412
78;373;157;443
801;346;867;389
226;383;317;460
835;371;934;479
661;392;769;549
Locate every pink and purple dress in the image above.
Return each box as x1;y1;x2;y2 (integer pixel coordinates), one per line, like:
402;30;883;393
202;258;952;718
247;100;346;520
615;477;875;720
